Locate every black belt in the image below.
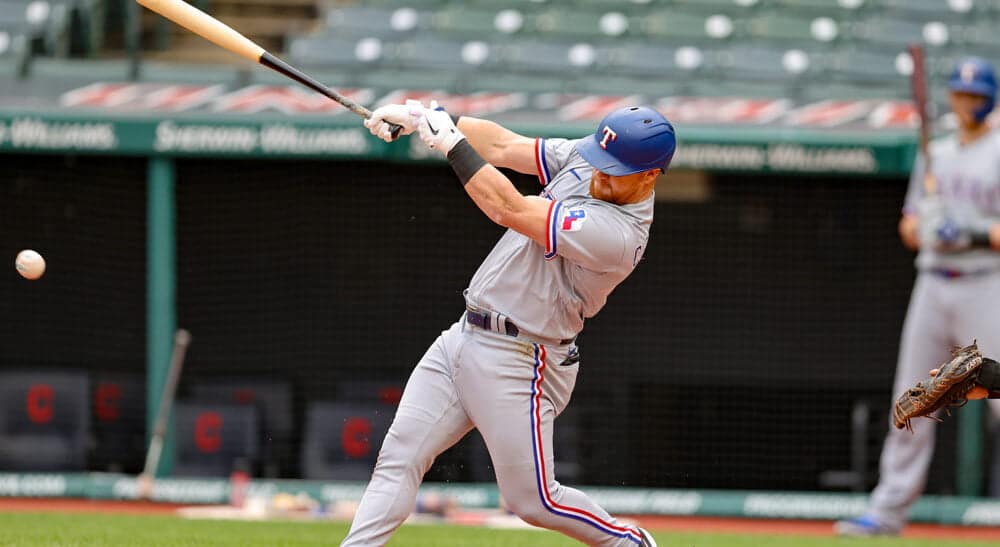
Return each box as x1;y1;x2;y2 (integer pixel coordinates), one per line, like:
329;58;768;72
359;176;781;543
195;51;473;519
465;308;575;345
466;309;520;338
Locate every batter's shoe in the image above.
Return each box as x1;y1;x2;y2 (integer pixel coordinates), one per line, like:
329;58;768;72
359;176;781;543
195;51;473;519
636;527;658;546
834;515;901;536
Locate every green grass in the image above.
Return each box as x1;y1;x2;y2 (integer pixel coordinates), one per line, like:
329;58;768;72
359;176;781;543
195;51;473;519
0;512;997;547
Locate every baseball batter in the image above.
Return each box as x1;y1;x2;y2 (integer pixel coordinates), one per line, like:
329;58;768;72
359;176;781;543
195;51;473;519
837;57;1000;536
341;103;676;547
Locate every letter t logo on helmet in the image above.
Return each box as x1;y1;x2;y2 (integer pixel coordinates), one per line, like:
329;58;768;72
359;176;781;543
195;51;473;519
599;126;618;150
577;106;677;176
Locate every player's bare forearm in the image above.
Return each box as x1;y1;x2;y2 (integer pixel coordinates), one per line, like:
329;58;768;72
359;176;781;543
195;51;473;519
456;117;537;174
464;165;550;245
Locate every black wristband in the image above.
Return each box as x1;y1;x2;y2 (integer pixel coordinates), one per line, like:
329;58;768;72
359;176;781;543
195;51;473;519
979;358;1000;392
451;114;462;126
970;231;992;248
447;139;487;186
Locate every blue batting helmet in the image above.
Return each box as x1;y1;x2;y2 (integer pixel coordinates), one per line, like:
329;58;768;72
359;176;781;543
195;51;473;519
948;57;996;123
577;106;676;176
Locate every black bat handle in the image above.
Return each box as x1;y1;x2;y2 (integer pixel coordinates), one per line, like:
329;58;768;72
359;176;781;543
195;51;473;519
260;51;403;141
386;122;403;140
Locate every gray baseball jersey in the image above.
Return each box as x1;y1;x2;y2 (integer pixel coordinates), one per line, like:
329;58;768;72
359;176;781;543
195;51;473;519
341;136;656;546
864;128;1000;529
904;129;1000;272
465;137;653;344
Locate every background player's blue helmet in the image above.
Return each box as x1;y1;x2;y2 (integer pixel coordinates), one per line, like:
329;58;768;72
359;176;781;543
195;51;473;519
947;57;996;123
577;106;676;176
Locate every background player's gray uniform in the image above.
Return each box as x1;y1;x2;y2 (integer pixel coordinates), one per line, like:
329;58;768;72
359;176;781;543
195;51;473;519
868;129;1000;528
341;137;652;546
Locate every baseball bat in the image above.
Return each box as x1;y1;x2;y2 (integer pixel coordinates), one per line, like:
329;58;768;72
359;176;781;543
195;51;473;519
137;328;192;500
907;43;935;194
135;0;401;139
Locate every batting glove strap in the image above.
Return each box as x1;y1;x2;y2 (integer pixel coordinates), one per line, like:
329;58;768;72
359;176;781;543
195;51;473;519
447;139;487;186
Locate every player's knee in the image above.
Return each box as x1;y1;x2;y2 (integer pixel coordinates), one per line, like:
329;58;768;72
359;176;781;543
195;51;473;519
504;497;550;527
373;425;433;478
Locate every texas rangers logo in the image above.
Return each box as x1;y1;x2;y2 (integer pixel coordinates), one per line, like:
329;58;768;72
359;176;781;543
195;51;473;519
599;126;617;150
561;209;587;231
961;63;977;83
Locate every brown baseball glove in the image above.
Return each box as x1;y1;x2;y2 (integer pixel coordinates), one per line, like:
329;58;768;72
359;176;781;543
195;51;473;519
893;342;984;432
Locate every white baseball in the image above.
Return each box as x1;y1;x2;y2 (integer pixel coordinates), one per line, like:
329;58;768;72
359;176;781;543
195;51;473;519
15;249;45;280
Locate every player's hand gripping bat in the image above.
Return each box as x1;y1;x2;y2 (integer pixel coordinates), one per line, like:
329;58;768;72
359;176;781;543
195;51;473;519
136;0;401;139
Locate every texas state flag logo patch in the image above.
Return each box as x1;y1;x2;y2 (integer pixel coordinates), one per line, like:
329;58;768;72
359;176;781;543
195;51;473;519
560;208;587;231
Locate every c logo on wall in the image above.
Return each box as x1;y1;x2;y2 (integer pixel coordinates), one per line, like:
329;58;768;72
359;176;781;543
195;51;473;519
342;416;373;458
26;384;54;424
195;412;223;453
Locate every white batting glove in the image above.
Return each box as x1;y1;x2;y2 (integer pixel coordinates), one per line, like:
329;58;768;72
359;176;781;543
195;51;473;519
414;101;465;155
364;99;424;142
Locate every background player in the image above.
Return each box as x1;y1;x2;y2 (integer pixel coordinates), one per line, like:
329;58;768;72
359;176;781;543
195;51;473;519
340;102;676;546
836;57;1000;537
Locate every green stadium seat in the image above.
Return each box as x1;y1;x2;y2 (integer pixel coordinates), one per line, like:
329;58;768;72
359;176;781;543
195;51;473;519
634;9;716;42
598;42;705;80
874;0;973;22
842;16;935;52
324;5;426;39
950;20;1000;58
497;39;595;76
745;12;827;44
286;34;386;71
430;6;517;38
713;45;817;82
391;35;500;72
531;8;607;39
824;47;907;84
0;31;29;77
0;0;72;56
668;0;761;15
764;0;868;20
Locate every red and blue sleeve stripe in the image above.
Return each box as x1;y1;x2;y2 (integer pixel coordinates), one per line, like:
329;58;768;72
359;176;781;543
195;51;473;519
544;200;561;260
535;138;551;186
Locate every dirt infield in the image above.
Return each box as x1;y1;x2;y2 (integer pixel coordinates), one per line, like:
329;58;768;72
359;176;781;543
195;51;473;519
0;498;998;541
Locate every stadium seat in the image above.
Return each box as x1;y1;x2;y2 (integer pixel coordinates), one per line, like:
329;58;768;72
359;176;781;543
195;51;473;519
711;45;813;82
285;34;386;73
0;0;72;56
844;16;935;51
300;401;392;480
633;9;723;43
530;8;609;39
745;12;830;45
429;6;516;39
765;0;869;20
0;31;29;77
824;47;907;85
323;5;425;39
89;373;146;473
173;402;259;477
874;0;974;22
188;378;293;477
0;370;90;471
